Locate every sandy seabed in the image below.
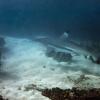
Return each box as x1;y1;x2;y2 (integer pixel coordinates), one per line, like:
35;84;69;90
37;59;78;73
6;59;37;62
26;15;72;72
0;36;100;100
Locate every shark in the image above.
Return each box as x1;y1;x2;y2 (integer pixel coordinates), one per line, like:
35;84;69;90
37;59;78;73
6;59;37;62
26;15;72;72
0;32;99;64
34;32;100;64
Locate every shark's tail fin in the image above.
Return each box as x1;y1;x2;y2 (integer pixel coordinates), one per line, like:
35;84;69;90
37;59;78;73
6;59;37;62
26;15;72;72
60;32;69;41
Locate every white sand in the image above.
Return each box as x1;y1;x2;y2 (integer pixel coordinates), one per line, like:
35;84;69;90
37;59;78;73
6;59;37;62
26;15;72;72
0;36;100;100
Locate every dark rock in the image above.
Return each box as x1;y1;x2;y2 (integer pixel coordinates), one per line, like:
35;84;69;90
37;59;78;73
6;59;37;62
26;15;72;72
42;87;100;100
0;95;8;100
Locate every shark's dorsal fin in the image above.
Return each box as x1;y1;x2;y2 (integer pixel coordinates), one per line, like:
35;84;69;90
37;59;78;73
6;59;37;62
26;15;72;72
60;32;69;41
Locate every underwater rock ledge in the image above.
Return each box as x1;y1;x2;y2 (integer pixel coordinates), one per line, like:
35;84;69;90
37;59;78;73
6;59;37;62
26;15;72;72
42;87;100;100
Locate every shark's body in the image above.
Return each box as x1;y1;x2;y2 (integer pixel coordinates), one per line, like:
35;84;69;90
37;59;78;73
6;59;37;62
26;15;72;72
0;32;99;63
34;33;100;63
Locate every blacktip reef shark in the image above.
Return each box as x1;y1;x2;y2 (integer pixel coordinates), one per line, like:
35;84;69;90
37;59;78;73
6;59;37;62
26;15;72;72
34;32;100;64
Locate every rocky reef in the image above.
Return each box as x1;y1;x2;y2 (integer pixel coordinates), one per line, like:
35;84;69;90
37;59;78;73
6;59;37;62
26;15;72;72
46;47;72;62
42;87;100;100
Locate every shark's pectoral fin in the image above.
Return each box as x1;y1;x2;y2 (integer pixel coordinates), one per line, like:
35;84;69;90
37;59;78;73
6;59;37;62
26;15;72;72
60;32;69;41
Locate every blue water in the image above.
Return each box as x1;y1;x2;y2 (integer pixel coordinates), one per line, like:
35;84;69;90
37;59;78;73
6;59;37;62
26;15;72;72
0;0;100;41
